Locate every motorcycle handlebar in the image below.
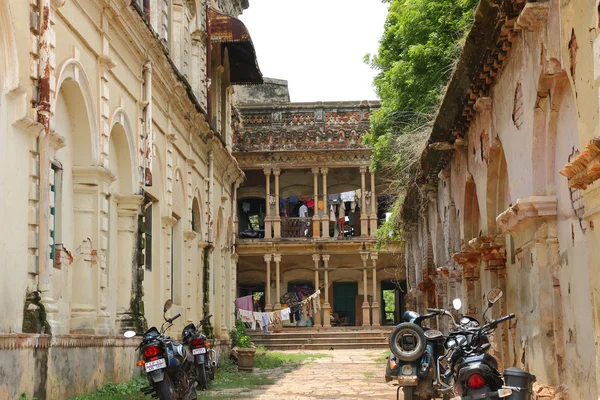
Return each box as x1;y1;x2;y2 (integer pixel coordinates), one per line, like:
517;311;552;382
493;313;515;325
427;308;442;313
169;313;181;323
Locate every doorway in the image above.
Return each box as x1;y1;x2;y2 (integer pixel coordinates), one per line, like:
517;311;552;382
333;282;358;326
381;280;406;325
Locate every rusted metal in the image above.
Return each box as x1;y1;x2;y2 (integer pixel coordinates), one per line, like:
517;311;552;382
397;376;418;386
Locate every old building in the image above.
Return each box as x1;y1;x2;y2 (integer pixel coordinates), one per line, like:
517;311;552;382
0;0;259;398
401;0;600;398
232;80;404;329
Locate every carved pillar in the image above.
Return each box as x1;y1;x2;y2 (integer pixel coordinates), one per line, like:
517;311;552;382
361;252;370;326
371;253;380;326
453;250;482;317
263;168;272;239
312;167;320;237
115;194;144;332
273;254;282;310
321;168;329;238
264;254;273;311
312;254;321;327
233;181;240;238
184;231;197;323
360;167;368;237
322;254;331;327
273;168;281;238
369;167;377;237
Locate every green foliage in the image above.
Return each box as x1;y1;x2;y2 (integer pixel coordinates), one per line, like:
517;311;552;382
366;0;478;235
253;347;330;369
229;318;252;348
199;357;274;394
67;376;150;400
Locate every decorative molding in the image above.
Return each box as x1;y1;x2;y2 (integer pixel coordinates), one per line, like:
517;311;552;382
72;166;116;185
0;333;139;350
496;196;558;233
184;231;197;241
234;150;372;169
559;137;600;189
516;1;549;32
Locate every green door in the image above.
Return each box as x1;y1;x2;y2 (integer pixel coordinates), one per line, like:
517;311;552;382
333;282;358;326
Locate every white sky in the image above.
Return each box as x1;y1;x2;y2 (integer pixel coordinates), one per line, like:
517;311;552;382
239;0;389;102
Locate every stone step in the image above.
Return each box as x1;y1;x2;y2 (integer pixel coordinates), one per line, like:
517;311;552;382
249;331;391;339
260;342;390;351
252;336;387;345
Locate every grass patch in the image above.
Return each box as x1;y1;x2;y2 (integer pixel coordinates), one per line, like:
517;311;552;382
372;350;390;364
68;376;150;400
196;358;274;398
254;347;330;369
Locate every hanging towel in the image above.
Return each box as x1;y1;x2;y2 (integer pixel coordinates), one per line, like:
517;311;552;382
340;191;355;202
253;312;263;329
261;312;270;333
329;205;336;222
328;194;341;204
273;310;282;325
281;308;291;321
239;309;254;328
318;200;324;210
236;295;254;312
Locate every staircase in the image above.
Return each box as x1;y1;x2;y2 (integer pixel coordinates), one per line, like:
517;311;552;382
248;326;393;351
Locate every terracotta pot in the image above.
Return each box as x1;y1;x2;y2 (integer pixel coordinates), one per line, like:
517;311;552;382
236;347;256;372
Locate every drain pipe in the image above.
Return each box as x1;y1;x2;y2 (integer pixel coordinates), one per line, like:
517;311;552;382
143;61;153;186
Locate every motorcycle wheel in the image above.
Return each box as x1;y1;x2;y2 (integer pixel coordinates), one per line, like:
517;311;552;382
207;365;215;381
402;387;425;400
197;363;208;391
389;322;427;362
153;373;176;400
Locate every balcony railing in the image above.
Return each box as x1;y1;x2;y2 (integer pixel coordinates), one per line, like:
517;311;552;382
281;217;311;238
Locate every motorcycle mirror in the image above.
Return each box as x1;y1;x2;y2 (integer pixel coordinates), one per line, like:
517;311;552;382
163;299;173;313
123;330;137;338
487;287;503;305
452;298;462;311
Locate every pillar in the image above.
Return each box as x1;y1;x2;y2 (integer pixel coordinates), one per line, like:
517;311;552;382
360;166;368;237
361;252;370;326
264;254;273;311
115;194;144;332
263;168;272;238
322;254;331;327
184;231;197;323
369;167;377;237
321;167;329;238
312;254;321;327
371;253;380;326
233;181;240;238
312;167;320;237
274;254;282;309
273;168;281;238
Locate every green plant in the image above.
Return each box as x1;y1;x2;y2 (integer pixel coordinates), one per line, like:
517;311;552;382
229;318;252;348
67;376;150;400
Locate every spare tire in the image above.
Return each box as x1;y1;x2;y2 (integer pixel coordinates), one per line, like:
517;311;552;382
389;322;427;362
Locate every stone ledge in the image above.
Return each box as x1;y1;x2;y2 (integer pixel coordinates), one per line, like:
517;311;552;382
559;136;600;189
0;333;141;350
496;196;558;233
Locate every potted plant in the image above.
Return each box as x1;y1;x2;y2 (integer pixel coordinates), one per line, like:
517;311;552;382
230;319;256;372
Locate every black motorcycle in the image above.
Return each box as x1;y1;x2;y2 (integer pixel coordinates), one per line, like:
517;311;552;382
124;300;197;400
182;314;218;390
433;288;536;400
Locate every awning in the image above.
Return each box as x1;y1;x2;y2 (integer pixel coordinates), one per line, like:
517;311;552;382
209;8;263;85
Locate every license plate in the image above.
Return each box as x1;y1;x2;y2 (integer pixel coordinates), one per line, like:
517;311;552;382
145;358;166;372
192;347;207;355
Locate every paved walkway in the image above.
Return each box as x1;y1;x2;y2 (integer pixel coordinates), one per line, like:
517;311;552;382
212;349;402;399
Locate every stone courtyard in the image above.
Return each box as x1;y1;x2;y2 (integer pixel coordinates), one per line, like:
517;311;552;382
209;349;399;400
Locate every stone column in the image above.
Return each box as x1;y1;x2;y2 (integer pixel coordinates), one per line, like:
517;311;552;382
371;253;380;326
273;168;281;238
320;168;330;238
233;182;240;238
115;194;144;332
360;167;368;237
70;166;116;334
312;167;320;237
322;254;331;327
273;254;282;309
312;254;321;327
184;231;197;323
263;168;272;239
369;167;378;237
264;254;273;311
361;252;371;326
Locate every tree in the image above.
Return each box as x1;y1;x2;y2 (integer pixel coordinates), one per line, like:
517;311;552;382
366;0;478;233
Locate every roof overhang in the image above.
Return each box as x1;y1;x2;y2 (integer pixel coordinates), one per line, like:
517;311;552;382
209;8;263;85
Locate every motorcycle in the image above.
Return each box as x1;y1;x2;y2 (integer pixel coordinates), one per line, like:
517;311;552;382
182;314;218;391
436;288;536;400
385;300;461;400
124;300;198;400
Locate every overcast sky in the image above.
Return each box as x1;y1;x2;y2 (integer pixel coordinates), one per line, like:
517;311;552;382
239;0;389;102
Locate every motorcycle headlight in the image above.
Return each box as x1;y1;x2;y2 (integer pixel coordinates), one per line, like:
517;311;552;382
401;365;413;376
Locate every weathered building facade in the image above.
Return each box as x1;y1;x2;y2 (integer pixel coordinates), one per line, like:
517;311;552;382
402;0;600;398
0;0;259;398
232;81;404;329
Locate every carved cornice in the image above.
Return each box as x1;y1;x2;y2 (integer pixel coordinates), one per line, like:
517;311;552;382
234;150;372;169
496;196;558;233
72;166;116;185
515;1;549;32
559;137;600;189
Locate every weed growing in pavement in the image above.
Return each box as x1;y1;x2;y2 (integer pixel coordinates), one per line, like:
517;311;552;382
67;376;149;400
254;346;330;369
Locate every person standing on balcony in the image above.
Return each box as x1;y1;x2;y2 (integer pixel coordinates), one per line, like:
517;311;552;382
299;201;309;236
